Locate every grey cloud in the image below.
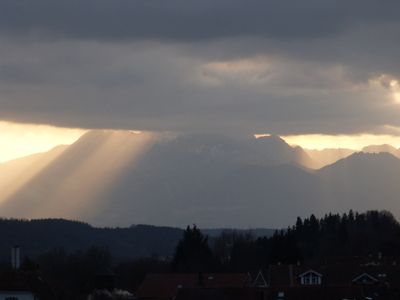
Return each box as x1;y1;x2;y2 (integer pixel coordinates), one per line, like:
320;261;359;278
0;49;398;136
0;39;399;135
1;1;400;136
0;0;398;41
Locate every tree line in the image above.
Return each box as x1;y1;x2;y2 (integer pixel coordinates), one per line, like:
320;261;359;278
172;210;400;272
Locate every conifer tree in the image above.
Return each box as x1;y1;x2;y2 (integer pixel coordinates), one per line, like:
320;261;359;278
172;225;213;272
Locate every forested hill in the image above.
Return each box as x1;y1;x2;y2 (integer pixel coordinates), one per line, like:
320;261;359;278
0;219;184;262
0;218;275;263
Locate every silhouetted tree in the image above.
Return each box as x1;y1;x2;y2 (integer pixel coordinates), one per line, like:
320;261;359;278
207;210;400;270
172;225;213;272
229;232;259;271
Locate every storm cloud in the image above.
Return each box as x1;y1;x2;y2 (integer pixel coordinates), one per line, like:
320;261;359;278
0;0;398;41
1;0;400;135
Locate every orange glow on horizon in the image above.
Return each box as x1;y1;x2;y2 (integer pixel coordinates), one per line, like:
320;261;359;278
254;132;400;150
282;134;400;150
2;120;400;163
0;121;86;163
0;129;159;223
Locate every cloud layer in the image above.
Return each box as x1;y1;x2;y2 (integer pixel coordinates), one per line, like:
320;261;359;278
0;0;398;41
1;0;400;135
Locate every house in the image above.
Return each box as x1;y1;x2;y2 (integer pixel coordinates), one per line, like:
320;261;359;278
265;261;400;299
352;273;379;285
136;273;251;300
268;265;325;287
175;287;266;300
252;270;268;287
0;291;36;300
267;286;364;300
136;260;400;300
174;285;364;300
268;262;400;288
298;270;322;285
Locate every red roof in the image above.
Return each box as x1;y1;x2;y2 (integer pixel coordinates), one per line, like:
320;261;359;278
175;287;266;300
0;270;55;300
267;286;364;300
174;286;365;300
136;273;250;300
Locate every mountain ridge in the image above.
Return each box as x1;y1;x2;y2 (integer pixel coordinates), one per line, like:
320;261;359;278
1;131;400;228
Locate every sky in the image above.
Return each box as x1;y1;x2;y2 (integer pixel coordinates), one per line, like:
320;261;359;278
1;0;400;159
0;121;85;163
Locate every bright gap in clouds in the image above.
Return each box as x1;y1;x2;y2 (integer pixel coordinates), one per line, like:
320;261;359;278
282;134;400;150
3;118;400;164
0;121;86;163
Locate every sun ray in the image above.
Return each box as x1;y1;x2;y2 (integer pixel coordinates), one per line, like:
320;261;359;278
0;121;86;163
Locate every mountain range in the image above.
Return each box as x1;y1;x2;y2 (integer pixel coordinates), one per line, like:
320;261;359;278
1;130;400;228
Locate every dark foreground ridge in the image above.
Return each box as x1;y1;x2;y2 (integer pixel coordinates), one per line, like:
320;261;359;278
0;218;275;262
0;218;183;261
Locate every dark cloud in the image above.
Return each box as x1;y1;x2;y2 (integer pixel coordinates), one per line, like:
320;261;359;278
0;0;398;41
0;1;400;136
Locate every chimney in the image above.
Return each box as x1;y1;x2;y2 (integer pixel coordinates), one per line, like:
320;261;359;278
11;245;21;270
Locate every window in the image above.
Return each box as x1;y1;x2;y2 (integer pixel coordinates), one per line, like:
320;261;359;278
301;272;321;285
303;276;310;285
311;274;320;284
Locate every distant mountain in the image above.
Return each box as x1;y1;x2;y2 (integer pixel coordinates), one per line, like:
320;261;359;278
202;228;275;238
362;144;400;158
0;145;68;202
85;132;322;227
0;131;321;228
317;152;400;216
0;130;159;223
304;148;355;169
2;130;400;228
253;135;314;167
145;133;314;167
101;161;323;228
304;145;400;169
